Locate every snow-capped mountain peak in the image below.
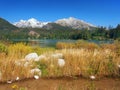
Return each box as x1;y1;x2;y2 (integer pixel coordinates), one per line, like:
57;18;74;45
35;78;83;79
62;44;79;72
55;17;96;29
13;17;96;29
14;18;48;28
28;18;39;23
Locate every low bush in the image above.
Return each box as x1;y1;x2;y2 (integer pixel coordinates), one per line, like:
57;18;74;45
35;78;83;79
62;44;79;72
0;43;8;54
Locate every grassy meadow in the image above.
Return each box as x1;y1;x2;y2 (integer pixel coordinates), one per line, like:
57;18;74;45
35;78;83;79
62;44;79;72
0;40;120;83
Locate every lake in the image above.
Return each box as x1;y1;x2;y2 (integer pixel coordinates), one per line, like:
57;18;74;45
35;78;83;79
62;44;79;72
12;39;113;48
12;39;76;47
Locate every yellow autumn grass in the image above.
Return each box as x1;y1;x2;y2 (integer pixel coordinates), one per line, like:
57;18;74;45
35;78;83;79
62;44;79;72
60;49;120;77
0;54;32;82
8;43;32;58
0;42;120;82
56;40;99;50
0;43;55;82
38;48;120;78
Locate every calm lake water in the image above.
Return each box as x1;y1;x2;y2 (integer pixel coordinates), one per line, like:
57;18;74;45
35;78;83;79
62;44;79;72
12;39;113;48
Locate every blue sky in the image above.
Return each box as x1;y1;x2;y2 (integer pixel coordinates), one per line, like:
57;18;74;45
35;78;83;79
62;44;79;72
0;0;120;27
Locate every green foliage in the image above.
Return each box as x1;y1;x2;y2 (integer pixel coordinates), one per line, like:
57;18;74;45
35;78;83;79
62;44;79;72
35;61;48;77
0;43;8;53
109;24;120;39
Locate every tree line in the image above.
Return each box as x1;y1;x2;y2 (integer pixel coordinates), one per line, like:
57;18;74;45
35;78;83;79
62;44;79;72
0;24;120;40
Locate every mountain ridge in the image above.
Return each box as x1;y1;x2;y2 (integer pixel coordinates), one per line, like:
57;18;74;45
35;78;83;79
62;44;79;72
55;17;95;29
13;17;96;30
0;17;18;31
0;17;120;40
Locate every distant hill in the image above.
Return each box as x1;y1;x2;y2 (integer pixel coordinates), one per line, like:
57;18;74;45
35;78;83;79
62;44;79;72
0;17;18;31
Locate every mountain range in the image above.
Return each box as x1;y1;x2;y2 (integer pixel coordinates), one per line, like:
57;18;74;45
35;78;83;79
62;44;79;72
13;17;96;30
0;17;119;40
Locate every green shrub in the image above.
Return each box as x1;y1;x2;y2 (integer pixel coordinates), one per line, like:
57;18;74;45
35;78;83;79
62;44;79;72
0;43;8;53
35;61;48;77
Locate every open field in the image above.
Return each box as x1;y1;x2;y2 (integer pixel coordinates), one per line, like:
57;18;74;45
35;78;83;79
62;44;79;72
0;40;120;89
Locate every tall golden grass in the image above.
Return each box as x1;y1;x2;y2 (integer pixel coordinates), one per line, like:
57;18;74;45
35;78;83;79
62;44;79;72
56;40;99;50
0;41;120;82
39;48;120;78
0;57;31;82
0;43;55;82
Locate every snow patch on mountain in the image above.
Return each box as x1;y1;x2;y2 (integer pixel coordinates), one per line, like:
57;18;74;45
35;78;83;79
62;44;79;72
14;18;48;28
55;17;96;29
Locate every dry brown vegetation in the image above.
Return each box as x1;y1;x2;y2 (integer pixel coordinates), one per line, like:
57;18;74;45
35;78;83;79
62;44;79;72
0;41;120;83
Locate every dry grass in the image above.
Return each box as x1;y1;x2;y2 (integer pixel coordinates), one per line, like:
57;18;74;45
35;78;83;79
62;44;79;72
56;40;99;50
0;42;120;82
8;43;32;58
0;55;32;82
39;48;120;78
61;49;120;77
0;43;55;82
